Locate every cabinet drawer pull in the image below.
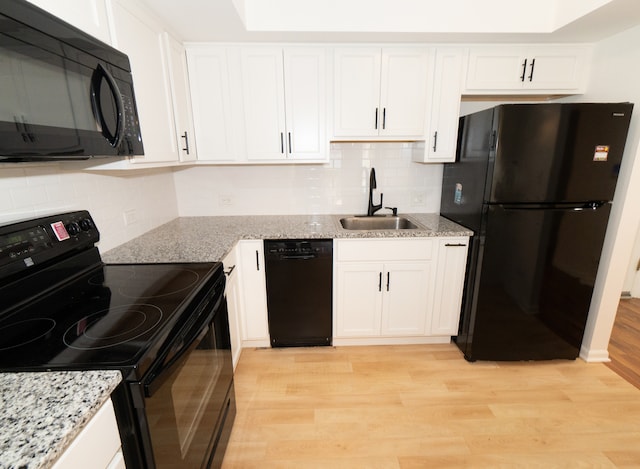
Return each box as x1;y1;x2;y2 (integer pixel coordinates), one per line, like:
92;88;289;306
374;108;379;130
528;58;536;82
382;108;386;130
224;265;236;276
520;58;528;82
256;250;260;270
432;131;438;152
386;272;390;291
288;132;292;154
181;131;190;155
445;243;467;247
280;132;284;154
378;272;382;292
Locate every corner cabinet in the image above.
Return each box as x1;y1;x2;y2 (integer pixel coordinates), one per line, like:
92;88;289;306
240;47;327;162
334;237;470;346
414;47;465;163
333;47;430;139
107;0;180;164
185;46;237;162
464;45;590;94
165;33;196;162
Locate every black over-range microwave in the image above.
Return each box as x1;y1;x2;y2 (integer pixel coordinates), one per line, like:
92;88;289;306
0;0;144;162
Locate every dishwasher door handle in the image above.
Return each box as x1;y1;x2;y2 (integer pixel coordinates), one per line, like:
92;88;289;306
280;254;317;260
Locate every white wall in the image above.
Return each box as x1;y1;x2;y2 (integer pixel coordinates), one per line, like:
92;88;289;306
562;24;640;360
0;162;179;253
173;142;443;216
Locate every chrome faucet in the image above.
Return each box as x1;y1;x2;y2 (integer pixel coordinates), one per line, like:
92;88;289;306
367;168;383;216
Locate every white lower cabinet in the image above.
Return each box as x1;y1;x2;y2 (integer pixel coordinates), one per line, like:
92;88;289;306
222;246;243;369
237;240;270;347
52;399;124;469
432;237;469;336
334;237;467;345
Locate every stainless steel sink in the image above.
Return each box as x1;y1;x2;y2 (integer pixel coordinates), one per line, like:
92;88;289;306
339;216;419;230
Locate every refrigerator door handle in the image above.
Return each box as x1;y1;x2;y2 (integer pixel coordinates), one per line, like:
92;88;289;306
496;201;607;211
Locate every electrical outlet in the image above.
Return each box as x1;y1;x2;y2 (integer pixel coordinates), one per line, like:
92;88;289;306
219;195;234;206
123;209;138;225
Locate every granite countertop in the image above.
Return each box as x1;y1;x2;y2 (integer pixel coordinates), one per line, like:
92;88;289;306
0;371;122;469
102;213;472;263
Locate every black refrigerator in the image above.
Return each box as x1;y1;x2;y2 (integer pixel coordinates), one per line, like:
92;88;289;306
441;103;633;361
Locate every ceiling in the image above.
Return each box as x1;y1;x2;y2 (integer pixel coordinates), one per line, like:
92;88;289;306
140;0;640;44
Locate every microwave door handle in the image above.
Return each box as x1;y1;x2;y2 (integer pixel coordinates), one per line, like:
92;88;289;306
90;64;125;148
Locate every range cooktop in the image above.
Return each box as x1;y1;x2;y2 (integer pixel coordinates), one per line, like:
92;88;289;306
0;261;222;375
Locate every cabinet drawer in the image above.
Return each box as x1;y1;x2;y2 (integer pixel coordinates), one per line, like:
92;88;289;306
335;238;433;262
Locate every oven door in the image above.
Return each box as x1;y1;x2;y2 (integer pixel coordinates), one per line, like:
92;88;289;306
140;293;234;468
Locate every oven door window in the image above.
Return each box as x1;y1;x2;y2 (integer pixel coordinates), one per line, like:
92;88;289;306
144;320;233;468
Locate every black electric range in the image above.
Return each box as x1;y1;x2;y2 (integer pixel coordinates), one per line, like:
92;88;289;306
0;211;235;468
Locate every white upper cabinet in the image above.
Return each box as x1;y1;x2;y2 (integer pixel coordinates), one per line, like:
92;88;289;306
107;0;179;164
414;47;465;163
25;0;112;44
165;33;196;162
186;46;236;162
465;45;590;93
240;47;327;161
333;47;430;139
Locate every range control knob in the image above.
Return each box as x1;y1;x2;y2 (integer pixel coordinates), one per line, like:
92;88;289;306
65;222;80;236
79;218;93;231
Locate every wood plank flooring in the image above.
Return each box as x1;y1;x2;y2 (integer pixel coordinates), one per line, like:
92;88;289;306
222;344;640;468
607;298;640;390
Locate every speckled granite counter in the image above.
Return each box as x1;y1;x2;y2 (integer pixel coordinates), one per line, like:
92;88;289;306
0;371;122;469
102;213;472;263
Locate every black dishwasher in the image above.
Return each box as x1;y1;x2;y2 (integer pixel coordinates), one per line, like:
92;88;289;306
264;239;333;347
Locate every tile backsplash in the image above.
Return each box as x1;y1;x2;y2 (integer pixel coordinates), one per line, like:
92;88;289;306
1;143;444;253
173;142;443;216
0;162;178;253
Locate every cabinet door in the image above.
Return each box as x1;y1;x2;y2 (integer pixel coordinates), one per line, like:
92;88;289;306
419;48;464;163
333;48;381;137
431;238;469;336
223;248;242;369
165;34;196;162
186;46;235;161
26;0;112;44
238;240;270;344
381;263;432;336
283;48;326;160
335;263;384;337
465;47;526;91
241;48;287;160
465;46;589;93
109;0;178;163
379;48;430;137
524;47;588;91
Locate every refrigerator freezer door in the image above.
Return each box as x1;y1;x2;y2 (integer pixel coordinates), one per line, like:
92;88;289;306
462;202;612;361
489;103;633;204
440;107;494;232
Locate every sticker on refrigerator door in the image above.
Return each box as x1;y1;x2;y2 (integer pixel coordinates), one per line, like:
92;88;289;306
454;183;463;204
593;145;610;161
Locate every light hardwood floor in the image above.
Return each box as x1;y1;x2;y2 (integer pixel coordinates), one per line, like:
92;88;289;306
607;298;640;389
222;343;640;468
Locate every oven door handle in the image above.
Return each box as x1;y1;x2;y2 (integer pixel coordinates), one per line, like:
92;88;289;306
143;296;222;397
